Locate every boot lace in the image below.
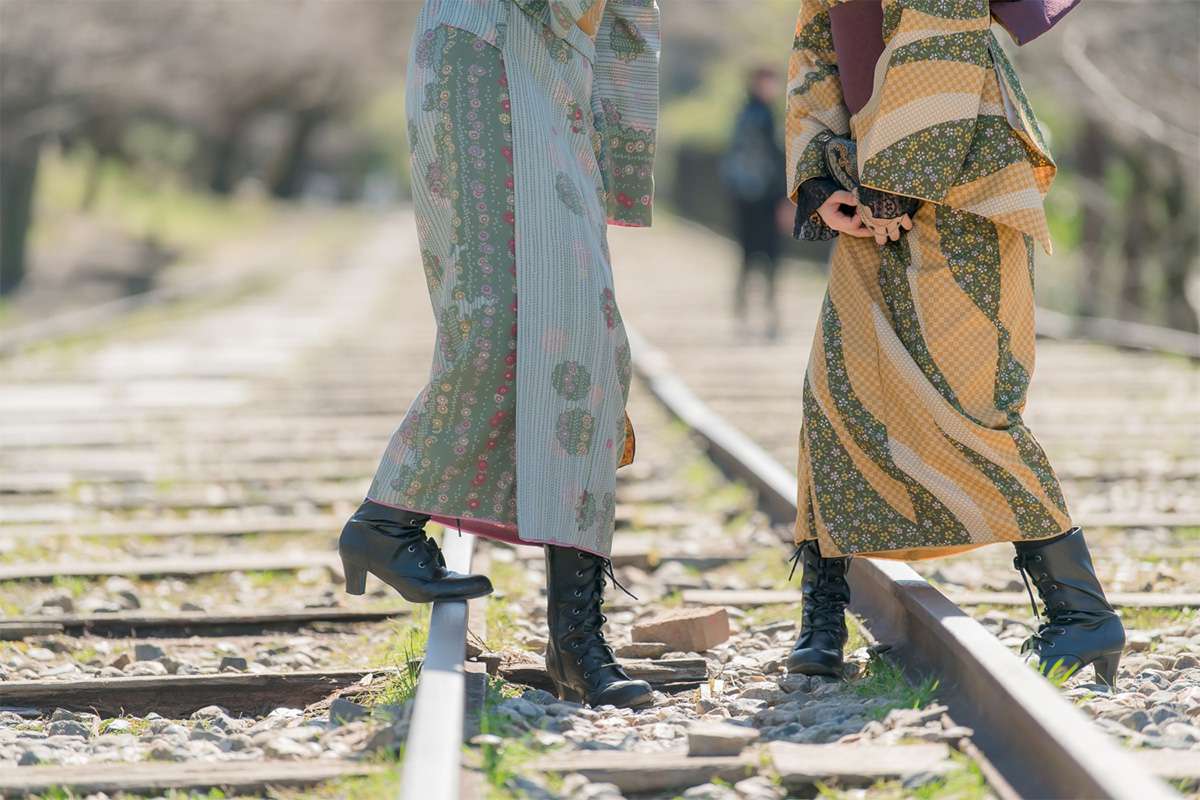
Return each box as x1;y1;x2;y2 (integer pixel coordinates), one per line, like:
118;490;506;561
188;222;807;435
568;555;636;681
792;543;850;636
1013;552;1071;654
394;532;444;570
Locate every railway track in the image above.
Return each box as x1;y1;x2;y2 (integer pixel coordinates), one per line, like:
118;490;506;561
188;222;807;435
0;213;1197;798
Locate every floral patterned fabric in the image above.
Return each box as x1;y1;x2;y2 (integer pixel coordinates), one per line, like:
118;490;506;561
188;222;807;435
786;0;1071;559
368;0;659;556
786;0;1056;253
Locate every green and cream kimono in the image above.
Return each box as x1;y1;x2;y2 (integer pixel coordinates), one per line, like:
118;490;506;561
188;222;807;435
787;0;1073;560
368;0;659;556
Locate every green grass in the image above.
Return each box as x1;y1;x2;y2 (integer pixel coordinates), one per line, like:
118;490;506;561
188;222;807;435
71;646;101;665
471;678;561;800
32;148;274;256
47;575;90;598
484;598;522;652
274;764;401;800
244;570;293;589
658;589;685;609
98;716;153;736
488;558;531;600
366;612;432;708
815;752;990;800
1040;659;1082;688
851;654;940;720
0;540;61;566
1119;607;1197;631
732;547;799;589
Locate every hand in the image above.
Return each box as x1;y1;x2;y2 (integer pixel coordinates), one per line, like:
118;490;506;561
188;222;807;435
817;190;872;238
856;194;913;244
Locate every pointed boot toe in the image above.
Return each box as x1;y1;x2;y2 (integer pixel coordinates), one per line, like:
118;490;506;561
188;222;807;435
419;570;494;602
338;500;493;603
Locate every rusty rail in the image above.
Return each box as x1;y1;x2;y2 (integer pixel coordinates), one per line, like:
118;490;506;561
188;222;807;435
627;325;1177;800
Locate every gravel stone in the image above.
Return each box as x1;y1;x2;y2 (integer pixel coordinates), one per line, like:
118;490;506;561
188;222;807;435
133;643;165;661
46;720;92;739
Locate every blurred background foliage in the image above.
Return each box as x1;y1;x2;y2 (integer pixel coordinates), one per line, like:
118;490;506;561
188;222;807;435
1;0;1197;331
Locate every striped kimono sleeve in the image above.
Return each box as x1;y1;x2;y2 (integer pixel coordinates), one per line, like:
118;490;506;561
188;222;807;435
593;0;660;227
785;0;850;204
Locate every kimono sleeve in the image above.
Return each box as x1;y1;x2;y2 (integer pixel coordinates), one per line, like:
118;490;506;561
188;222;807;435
786;0;849;205
593;0;660;227
853;0;992;204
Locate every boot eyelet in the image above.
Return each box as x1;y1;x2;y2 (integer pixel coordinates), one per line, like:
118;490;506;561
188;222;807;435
408;545;417;552
575;570;584;577
573;590;582;597
418;561;428;568
1049;584;1058;591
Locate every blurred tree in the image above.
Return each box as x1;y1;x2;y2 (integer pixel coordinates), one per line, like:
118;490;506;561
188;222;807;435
1020;0;1200;330
0;0;415;295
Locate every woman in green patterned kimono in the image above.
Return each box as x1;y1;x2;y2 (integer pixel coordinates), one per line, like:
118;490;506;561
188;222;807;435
337;0;660;709
782;0;1124;687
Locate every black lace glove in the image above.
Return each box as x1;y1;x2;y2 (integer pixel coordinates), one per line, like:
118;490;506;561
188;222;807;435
793;177;841;241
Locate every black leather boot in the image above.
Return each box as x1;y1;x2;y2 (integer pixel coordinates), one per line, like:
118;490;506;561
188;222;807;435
338;500;493;603
544;545;654;709
787;540;851;677
1014;528;1125;686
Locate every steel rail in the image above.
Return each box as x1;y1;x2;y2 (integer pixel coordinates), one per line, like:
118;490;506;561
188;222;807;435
626;326;1178;800
398;530;476;800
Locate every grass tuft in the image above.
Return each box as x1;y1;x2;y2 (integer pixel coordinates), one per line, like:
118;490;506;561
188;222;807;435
852;653;940;720
366;612;431;708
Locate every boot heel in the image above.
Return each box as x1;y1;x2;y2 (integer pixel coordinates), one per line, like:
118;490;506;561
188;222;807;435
1092;652;1121;687
343;561;368;595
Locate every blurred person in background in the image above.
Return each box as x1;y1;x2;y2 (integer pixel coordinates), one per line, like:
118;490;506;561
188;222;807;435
781;0;1125;688
336;0;661;710
721;67;788;340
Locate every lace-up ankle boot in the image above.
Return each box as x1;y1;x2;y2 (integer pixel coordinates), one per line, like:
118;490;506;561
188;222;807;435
1014;528;1125;686
338;500;493;602
544;545;654;708
787;539;851;677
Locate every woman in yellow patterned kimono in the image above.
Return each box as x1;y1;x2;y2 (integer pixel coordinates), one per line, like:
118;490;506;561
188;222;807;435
782;0;1124;686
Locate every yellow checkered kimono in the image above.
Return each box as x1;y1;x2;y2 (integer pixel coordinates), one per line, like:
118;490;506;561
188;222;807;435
787;0;1072;560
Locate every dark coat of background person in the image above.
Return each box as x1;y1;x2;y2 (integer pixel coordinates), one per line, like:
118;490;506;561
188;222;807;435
722;89;787;332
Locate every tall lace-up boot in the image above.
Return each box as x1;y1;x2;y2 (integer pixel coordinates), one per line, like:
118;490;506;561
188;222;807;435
1014;528;1125;686
544;545;654;708
338;500;493;602
787;539;851;677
